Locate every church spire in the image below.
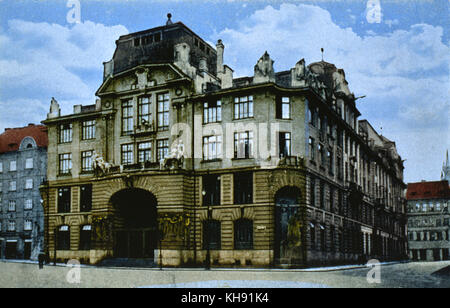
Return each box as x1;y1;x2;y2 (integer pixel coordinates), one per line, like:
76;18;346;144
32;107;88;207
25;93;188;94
442;149;450;182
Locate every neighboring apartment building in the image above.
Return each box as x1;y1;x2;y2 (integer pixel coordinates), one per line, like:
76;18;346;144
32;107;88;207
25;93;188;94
40;16;406;267
0;124;48;260
406;179;450;261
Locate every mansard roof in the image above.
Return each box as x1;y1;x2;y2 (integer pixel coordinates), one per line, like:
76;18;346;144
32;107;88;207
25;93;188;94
406;180;450;200
0;124;48;153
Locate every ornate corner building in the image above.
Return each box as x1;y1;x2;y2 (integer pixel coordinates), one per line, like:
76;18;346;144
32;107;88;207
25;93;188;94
40;16;407;267
0;124;48;260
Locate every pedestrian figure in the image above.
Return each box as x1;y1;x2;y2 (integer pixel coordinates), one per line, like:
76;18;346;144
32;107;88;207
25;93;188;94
38;253;45;269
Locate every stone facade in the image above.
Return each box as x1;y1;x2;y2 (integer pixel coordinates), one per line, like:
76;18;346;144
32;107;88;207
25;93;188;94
0;125;48;260
406;180;450;261
40;17;407;267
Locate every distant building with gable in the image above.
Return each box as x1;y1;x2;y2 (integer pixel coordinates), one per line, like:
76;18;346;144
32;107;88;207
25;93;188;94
0;124;48;260
406;159;450;261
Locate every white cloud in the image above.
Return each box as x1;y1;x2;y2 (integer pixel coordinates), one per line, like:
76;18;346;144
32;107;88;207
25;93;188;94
0;19;128;132
217;3;449;182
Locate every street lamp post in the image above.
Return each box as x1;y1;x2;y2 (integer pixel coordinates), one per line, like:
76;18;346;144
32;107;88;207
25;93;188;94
205;200;211;270
53;227;57;266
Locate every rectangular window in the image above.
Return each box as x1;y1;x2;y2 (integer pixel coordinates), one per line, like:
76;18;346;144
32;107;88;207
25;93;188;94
57;187;71;213
8;200;16;212
59;123;73;143
25;179;33;189
234;131;253;159
320;182;325;209
203;100;222;124
327;150;333;174
81;120;96;140
318;144;325;165
234;219;253;250
157;93;170;131
10;161;16;172
310;178;316;207
157;139;169;161
121;99;134;135
0;162;3;173
309;137;315;160
9;181;16;191
8;221;16;231
203;174;221;206
320;225;326;251
310;223;316;250
276;96;290;119
279;132;291;158
57;226;70;250
138;96;152;126
330;226;335;252
203;220;221;250
81;151;93;172
203;135;222;161
329;187;334;213
24;219;32;231
25;158;33;169
234;172;253;204
234;95;253;119
337;129;343;148
121;144;134;165
24;199;33;210
59;153;72;175
138;142;152;163
337;156;343;179
79;225;92;250
80;185;92;212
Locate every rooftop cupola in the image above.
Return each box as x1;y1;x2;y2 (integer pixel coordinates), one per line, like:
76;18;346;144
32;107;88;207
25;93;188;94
166;13;173;25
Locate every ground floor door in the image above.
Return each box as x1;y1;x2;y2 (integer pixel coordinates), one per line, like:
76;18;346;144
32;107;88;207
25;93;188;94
443;248;449;260
5;242;17;259
419;249;427;261
111;188;158;260
24;242;32;260
114;229;157;258
433;249;441;261
274;187;303;264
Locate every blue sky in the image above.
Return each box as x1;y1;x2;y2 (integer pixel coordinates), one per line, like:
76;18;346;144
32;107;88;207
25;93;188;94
0;0;449;184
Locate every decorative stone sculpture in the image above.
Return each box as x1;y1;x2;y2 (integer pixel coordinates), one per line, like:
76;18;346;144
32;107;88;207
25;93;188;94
253;51;275;84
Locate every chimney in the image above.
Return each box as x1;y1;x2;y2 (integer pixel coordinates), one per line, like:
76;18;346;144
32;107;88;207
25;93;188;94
216;39;224;74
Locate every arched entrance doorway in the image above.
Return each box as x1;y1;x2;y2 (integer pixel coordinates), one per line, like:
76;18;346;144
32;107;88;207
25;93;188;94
274;186;303;265
110;188;158;259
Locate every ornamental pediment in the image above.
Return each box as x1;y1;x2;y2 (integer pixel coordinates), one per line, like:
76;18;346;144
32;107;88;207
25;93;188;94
96;64;189;96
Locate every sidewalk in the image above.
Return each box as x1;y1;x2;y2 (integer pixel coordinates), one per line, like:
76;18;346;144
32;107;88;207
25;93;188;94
0;258;407;272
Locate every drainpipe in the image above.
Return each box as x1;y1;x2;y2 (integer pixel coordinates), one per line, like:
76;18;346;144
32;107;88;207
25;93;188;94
192;97;197;266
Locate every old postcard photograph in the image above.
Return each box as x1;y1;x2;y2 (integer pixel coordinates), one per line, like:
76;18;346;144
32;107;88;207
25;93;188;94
0;0;449;292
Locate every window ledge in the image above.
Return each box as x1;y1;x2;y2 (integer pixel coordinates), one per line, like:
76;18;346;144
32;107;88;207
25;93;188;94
231;157;255;161
201;159;222;163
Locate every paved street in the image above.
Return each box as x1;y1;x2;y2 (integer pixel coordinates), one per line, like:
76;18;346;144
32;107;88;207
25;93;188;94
0;260;449;288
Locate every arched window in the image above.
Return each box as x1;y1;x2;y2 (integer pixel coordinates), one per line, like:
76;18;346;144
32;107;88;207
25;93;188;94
234;219;253;250
203;220;221;250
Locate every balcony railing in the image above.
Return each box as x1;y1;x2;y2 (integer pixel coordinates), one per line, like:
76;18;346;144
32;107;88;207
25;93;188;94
278;156;304;168
131;122;155;137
